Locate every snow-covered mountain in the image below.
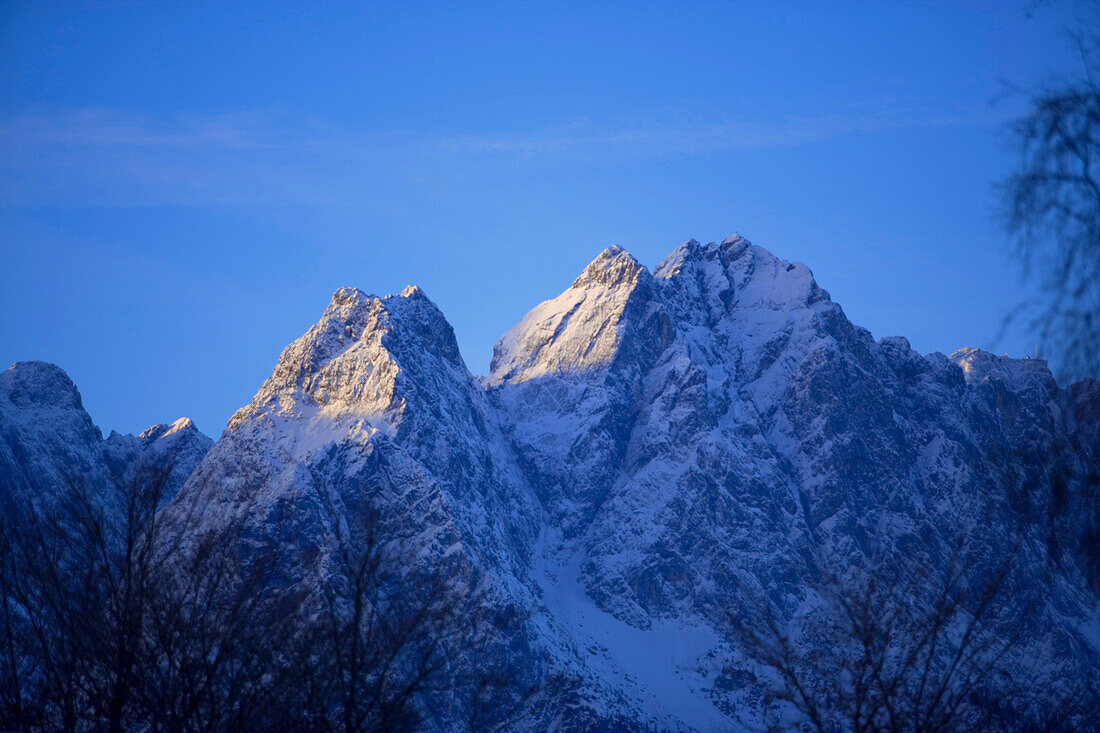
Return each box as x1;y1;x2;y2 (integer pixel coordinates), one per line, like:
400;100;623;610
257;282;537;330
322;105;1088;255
489;237;1100;727
0;360;212;512
3;236;1098;730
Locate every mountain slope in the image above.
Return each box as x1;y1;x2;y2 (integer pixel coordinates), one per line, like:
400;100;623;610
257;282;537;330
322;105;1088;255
0;360;212;510
490;236;1100;727
3;235;1098;731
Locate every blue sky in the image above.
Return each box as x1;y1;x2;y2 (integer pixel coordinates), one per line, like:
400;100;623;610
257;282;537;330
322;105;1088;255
0;1;1090;436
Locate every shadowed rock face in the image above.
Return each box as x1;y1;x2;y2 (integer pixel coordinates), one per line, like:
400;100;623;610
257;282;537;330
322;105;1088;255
4;236;1099;731
2;361;88;413
487;236;1100;725
0;361;212;510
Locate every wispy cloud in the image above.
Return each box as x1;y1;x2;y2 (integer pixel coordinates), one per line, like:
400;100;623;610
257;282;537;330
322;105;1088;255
0;100;1008;208
436;102;999;157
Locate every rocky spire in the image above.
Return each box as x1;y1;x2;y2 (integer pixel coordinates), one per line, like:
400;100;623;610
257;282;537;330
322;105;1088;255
489;246;657;385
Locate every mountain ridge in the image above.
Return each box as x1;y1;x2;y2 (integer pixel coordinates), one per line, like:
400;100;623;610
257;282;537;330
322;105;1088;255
3;235;1098;730
0;360;213;509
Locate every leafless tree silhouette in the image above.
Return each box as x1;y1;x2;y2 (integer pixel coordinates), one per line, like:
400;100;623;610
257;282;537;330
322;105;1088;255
0;466;175;731
0;465;293;732
0;466;513;732
1000;30;1100;382
279;488;491;733
727;545;1086;732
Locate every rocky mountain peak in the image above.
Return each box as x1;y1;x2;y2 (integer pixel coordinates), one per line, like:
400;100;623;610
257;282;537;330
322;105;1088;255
655;235;830;313
383;285;464;369
139;416;201;443
571;245;651;290
2;360;87;412
948;346;1056;393
651;238;703;279
6;235;1098;732
1;362;212;508
489;247;659;385
228;284;465;430
1;361;102;451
